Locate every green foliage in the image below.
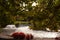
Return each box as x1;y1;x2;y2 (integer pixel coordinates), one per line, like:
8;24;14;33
29;0;60;32
0;0;60;31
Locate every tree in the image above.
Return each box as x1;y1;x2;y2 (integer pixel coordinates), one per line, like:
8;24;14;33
0;0;60;32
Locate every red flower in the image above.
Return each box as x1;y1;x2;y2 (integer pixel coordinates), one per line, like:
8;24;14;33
19;32;25;39
55;37;60;40
11;32;25;39
25;34;33;40
26;34;30;40
11;32;19;37
29;34;33;39
11;32;33;40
